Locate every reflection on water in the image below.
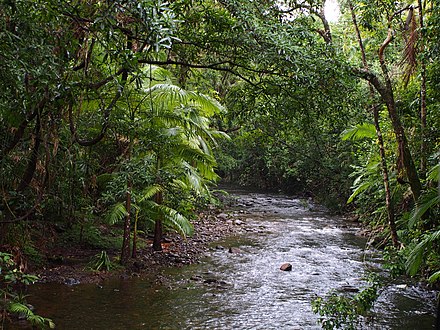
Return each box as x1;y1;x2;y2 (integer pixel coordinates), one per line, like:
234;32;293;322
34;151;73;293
11;190;437;329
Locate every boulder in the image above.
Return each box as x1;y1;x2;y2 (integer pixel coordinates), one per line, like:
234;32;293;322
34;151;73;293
280;263;292;271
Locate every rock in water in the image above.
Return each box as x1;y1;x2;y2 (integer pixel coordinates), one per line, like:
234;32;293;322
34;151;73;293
228;247;242;253
280;263;292;271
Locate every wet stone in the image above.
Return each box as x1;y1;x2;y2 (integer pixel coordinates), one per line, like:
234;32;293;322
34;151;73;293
280;263;292;271
228;247;242;254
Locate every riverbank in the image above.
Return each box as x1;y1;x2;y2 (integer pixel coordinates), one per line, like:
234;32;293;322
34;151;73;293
31;205;247;285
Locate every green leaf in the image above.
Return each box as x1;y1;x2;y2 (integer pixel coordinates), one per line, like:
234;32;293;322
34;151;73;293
408;189;440;228
428;270;440;283
347;181;371;204
427;163;439;182
106;202;129;225
139;185;163;202
341;123;376;141
406;230;440;276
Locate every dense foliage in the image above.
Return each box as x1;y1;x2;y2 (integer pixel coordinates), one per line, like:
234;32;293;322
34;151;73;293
0;0;439;327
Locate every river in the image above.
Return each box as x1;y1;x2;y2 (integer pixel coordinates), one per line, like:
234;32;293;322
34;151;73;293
12;189;438;329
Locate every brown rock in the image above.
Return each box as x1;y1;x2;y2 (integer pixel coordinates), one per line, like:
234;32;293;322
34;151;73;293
280;263;292;271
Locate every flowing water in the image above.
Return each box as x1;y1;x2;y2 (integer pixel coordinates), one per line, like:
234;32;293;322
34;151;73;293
10;190;437;329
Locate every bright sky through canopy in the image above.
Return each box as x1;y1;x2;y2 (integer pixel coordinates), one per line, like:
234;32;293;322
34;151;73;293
324;0;341;23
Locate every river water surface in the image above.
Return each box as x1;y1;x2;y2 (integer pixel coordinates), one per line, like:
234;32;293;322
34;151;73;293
20;190;437;329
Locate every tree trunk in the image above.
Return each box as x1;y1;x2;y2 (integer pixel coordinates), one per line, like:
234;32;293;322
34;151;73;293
120;180;132;264
354;33;422;202
349;1;399;246
373;107;399;247
378;28;422;202
17;113;41;191
418;0;427;178
153;191;163;252
132;209;139;259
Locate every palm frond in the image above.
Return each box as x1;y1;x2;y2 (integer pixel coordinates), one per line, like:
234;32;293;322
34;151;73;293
161;205;194;237
341;123;376;141
146;83;188;109
187;91;226;116
427;163;439;182
428;270;440;283
408;189;440;228
8;302;34;319
8;302;55;329
139;184;163;202
347;181;372;203
149;202;193;237
406;230;440;276
106;202;129;225
142;65;174;85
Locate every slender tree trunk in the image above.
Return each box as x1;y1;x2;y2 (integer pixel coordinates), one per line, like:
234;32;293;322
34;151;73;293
153;191;163;251
373;108;399;246
418;0;427;178
349;1;399;246
132;209;139;258
121;179;132;264
18;113;41;191
121;135;133;264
